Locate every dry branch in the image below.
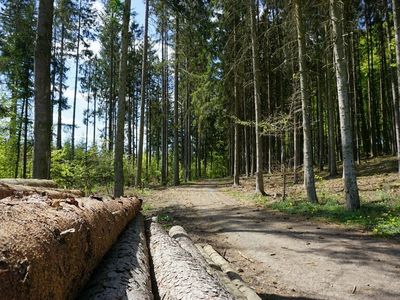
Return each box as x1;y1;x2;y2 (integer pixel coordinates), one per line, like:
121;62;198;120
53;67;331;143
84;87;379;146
79;214;153;300
202;245;261;300
0;195;141;300
0;182;83;200
149;222;234;300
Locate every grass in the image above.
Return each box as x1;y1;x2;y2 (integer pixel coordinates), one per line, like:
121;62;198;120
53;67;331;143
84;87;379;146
269;195;400;237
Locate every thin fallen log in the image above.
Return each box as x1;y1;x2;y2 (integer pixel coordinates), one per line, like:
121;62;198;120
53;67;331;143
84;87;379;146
0;195;141;300
149;222;234;300
169;226;247;300
0;182;83;200
202;244;261;300
0;179;58;188
78;214;153;300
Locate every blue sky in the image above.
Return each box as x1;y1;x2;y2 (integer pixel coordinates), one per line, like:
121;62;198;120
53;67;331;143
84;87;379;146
60;0;145;147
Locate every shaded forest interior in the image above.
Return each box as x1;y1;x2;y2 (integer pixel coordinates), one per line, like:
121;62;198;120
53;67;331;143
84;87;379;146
0;0;400;209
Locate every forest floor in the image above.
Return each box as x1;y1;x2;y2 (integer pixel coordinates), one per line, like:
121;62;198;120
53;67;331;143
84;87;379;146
139;157;400;300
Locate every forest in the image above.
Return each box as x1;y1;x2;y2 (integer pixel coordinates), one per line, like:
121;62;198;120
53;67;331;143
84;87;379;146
0;0;399;205
0;0;400;299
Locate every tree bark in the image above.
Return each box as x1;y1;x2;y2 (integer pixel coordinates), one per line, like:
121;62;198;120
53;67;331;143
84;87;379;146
294;0;318;203
0;195;141;300
0;179;57;188
33;0;54;179
71;0;82;158
161;3;168;186
391;0;400;173
114;0;131;197
149;222;233;300
78;214;153;300
249;0;265;195
233;19;240;187
136;0;150;186
56;23;65;150
330;0;360;209
0;182;84;200
173;16;180;186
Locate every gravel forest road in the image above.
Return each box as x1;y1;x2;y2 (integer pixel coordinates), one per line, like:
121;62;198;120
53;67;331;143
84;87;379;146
145;181;400;300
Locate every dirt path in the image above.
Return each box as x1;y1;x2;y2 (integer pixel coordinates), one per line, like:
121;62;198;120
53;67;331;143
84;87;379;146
145;181;400;300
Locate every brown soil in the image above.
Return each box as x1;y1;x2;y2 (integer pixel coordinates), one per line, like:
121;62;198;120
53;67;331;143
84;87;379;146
144;178;400;300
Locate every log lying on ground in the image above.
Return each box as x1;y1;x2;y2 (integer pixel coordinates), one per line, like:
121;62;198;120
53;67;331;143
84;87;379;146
0;179;57;188
0;194;141;300
78;214;153;300
202;245;261;300
149;222;234;300
0;182;83;200
169;226;247;300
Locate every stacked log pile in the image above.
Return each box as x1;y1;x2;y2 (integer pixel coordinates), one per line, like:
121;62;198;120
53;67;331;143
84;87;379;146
0;180;260;300
0;194;141;300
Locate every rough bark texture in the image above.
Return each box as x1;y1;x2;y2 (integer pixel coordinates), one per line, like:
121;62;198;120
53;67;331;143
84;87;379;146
0;195;141;300
0;183;84;200
169;225;210;269
295;0;318;203
114;0;131;197
149;222;233;300
173;16;180;186
33;0;54;179
135;0;149;186
0;179;57;188
78;214;153;300
169;226;248;300
330;0;360;209
202;245;261;300
249;0;265;195
392;0;400;173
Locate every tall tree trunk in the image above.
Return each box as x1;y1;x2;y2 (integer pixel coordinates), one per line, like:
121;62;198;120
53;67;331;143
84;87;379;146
14;101;25;178
391;0;400;173
23;97;29;178
365;6;377;157
325;23;337;176
114;0;131;197
56;23;65;150
33;0;54;179
233;19;240;187
93;91;97;147
173;16;180;186
161;4;168;186
85;68;91;153
135;0;149;186
71;0;82;158
249;0;265;195
109;13;115;153
294;0;318;204
330;0;360;210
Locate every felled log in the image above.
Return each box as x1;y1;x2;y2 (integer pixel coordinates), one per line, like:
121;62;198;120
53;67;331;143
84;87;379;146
0;179;57;188
0;195;141;300
0;182;83;200
78;214;153;300
169;226;247;300
149;222;234;300
202;245;261;300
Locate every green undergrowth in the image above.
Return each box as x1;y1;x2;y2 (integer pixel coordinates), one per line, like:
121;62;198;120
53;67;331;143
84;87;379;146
270;197;400;237
226;188;400;237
